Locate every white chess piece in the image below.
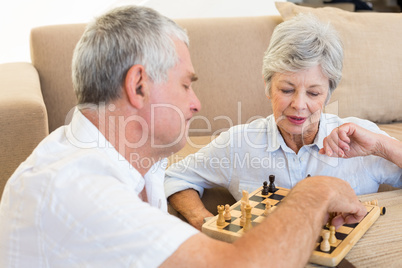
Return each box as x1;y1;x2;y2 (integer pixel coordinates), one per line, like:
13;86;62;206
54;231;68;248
264;201;271;216
320;230;331;252
329;225;337;244
224;204;231;221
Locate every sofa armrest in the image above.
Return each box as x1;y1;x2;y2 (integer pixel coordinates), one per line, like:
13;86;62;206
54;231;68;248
0;62;48;199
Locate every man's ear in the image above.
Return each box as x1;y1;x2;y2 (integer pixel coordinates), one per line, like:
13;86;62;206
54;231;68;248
125;65;149;109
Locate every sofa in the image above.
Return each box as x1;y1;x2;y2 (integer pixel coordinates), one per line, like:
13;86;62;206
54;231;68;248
1;2;401;207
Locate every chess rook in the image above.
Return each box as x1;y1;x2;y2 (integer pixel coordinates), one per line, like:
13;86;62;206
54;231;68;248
268;175;276;193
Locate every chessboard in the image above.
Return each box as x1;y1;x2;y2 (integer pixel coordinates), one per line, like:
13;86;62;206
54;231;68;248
202;184;381;267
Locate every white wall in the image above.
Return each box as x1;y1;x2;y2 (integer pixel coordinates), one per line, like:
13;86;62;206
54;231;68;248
0;0;283;64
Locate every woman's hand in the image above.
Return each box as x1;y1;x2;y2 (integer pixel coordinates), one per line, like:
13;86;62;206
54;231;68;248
319;123;382;158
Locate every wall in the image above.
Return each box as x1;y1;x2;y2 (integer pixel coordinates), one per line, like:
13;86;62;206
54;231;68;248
0;0;283;64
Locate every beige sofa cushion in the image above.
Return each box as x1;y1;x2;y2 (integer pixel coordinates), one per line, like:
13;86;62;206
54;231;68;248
276;2;402;124
173;17;282;136
0;63;48;199
30;24;86;133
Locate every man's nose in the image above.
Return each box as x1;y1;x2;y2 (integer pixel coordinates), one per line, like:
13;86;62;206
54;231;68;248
190;89;201;113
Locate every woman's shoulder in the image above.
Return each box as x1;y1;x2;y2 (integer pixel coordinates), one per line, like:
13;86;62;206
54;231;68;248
323;113;381;132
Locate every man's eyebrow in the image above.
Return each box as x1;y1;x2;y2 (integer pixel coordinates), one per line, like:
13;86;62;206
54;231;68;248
190;73;198;82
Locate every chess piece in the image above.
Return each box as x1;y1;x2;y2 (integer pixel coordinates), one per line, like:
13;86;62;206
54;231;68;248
320;230;331;252
264;200;271;216
380;206;386;215
240;190;249;227
243;204;253;232
241;190;249;204
240;203;246;227
329;225;337;244
224;204;231;221
327;212;337;228
366;199;386;215
261;181;269;195
268;175;276;193
216;205;225;227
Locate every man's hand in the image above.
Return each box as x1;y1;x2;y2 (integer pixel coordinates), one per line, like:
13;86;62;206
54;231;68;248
288;176;367;229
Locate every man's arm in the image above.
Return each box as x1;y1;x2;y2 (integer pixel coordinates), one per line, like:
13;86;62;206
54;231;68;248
319;122;402;168
168;189;213;230
161;176;367;267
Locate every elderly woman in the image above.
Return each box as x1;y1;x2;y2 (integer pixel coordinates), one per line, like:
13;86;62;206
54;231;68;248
165;14;402;230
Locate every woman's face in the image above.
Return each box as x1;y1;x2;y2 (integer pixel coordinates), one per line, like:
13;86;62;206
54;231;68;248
269;65;329;139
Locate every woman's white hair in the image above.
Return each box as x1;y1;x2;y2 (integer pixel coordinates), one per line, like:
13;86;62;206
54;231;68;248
72;5;189;104
262;13;343;103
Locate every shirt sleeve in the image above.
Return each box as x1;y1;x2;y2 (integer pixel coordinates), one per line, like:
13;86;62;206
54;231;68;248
164;130;234;198
49;175;199;267
3;172;200;268
347;117;402;189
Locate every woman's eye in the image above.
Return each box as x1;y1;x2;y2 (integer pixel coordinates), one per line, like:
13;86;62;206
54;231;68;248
281;89;293;94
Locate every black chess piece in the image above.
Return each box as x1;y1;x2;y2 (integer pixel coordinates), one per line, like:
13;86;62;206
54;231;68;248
261;181;269;195
268;175;276;193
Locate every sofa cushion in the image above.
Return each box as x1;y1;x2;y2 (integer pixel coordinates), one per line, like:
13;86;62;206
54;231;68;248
378;123;402;141
30;24;86;133
175;16;282;136
276;2;402;125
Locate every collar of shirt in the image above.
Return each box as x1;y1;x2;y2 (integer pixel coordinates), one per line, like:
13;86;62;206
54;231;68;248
265;113;332;154
66;107;168;210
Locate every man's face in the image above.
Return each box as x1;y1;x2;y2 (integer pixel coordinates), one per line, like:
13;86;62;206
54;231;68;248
144;40;201;155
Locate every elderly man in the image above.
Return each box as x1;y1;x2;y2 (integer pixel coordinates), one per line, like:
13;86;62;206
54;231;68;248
0;6;366;267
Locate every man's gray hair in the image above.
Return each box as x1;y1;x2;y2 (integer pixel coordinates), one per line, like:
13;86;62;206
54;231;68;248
72;5;189;104
262;13;343;103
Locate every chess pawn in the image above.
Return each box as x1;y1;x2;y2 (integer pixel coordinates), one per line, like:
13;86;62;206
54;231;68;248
327;212;337;228
329;225;337;244
216;205;225;227
264;200;271;216
243;204;253;232
320;230;331;252
224;204;231;221
261;181;269;195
